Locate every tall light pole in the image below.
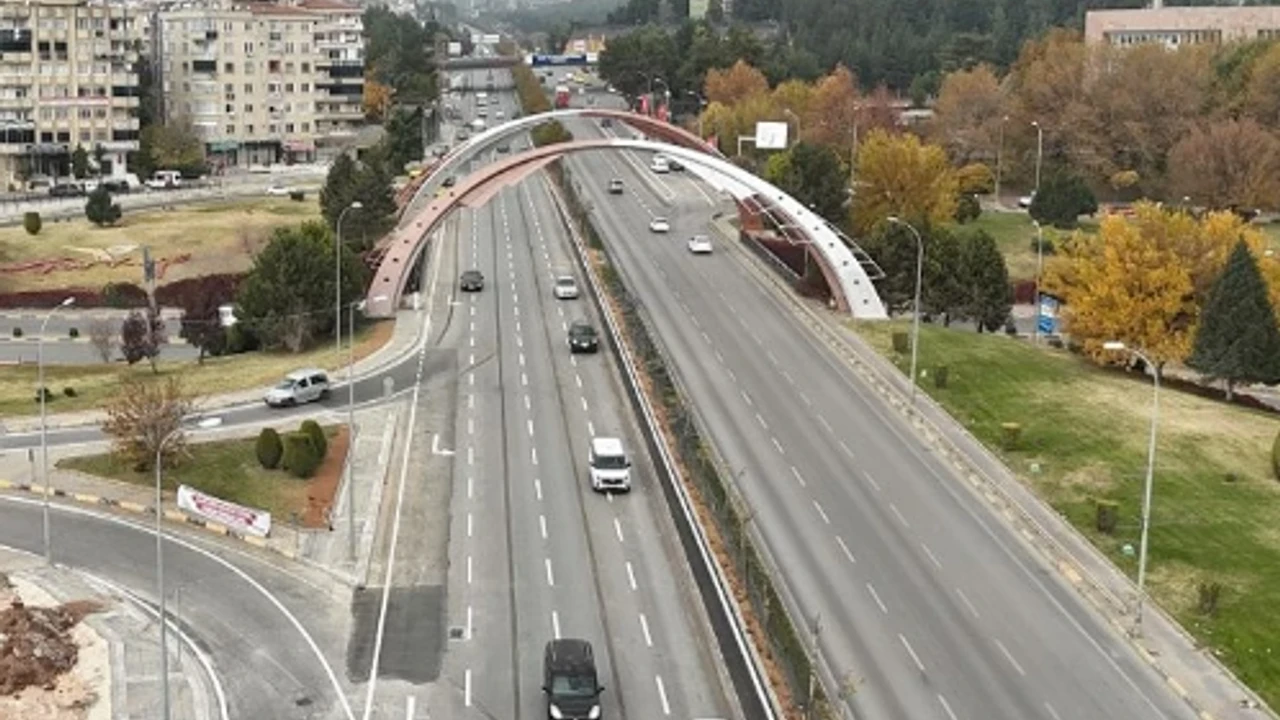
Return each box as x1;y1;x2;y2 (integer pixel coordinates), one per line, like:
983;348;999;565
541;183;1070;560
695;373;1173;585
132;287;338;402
1103;341;1160;638
335;201;363;354
887;217;924;405
783;108;802;145
1032;219;1044;344
994;115;1008;205
155;427;185;720
652;76;669;117
1032;120;1044;196
39;296;75;565
346;295;386;562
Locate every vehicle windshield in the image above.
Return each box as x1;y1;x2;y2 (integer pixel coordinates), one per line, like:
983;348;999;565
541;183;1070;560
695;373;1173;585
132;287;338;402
654;218;668;224
275;379;296;390
572;325;595;336
550;674;597;698
594;453;627;470
557;278;576;287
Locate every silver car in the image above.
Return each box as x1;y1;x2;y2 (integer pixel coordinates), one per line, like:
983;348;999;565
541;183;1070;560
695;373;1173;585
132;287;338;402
264;368;331;407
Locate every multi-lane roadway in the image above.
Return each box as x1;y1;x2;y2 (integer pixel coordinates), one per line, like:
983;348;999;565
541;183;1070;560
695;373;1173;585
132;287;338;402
557;113;1200;720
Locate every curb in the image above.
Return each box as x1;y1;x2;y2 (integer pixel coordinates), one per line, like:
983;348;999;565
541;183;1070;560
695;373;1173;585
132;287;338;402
0;478;298;561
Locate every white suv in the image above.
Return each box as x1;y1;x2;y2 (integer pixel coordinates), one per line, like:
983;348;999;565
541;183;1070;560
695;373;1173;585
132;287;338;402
553;275;580;299
588;437;632;492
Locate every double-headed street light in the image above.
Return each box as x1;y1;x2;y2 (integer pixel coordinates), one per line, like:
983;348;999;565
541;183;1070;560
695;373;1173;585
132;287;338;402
154;426;183;720
345;294;387;562
1102;340;1160;638
39;295;75;565
1032;120;1045;196
887;216;925;405
336;201;363;354
783;108;802;145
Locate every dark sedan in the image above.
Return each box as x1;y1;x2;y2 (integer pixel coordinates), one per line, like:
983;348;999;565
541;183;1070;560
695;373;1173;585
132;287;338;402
568;321;599;353
460;269;484;292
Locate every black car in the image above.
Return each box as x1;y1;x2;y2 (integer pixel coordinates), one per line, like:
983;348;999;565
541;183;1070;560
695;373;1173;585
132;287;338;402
667;157;685;171
607;178;623;195
496;143;511;154
459;270;484;292
543;639;603;720
49;183;83;198
568;321;599;353
100;179;131;194
600;118;613;128
442;176;457;188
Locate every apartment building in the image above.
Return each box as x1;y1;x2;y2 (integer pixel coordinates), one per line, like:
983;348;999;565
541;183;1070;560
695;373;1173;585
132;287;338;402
152;0;364;168
0;0;142;190
1085;4;1280;48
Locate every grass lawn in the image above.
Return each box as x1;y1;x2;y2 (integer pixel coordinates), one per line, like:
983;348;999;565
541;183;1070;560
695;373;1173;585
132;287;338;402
58;424;342;524
854;320;1280;707
960;211;1097;282
0;320;394;418
0;196;320;293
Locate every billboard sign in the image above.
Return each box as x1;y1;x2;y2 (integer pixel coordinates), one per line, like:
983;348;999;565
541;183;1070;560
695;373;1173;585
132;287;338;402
177;484;272;537
481;33;500;45
755;121;789;150
529;53;590;67
1037;293;1061;335
447;41;462;56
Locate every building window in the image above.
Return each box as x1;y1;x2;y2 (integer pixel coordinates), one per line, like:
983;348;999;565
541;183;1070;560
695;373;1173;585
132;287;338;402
302;122;309;131
224;83;233;93
268;60;281;73
301;83;309;92
246;124;254;134
226;124;234;134
244;104;253;112
285;62;295;73
224;62;234;73
225;104;233;113
269;123;277;133
245;61;255;73
244;83;253;92
285;82;294;92
301;62;310;73
285;122;294;132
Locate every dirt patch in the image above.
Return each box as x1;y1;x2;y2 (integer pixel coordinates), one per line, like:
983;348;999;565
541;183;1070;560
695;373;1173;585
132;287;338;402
301;425;350;529
0;573;102;719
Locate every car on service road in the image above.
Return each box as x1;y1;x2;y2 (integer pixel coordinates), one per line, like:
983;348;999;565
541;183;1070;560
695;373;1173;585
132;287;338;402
460;269;484;291
553;275;580;299
687;235;713;254
648;217;671;233
264;369;331;407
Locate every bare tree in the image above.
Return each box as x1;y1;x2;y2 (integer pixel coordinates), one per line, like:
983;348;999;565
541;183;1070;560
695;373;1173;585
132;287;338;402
87;318;116;363
102;376;195;472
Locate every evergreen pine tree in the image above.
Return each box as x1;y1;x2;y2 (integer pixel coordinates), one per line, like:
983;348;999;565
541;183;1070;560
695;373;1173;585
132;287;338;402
959;230;1013;332
1187;240;1280;400
319;153;359;231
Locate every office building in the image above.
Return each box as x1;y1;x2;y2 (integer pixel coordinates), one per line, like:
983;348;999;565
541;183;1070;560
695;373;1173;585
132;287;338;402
0;0;143;190
152;0;364;168
1085;4;1280;48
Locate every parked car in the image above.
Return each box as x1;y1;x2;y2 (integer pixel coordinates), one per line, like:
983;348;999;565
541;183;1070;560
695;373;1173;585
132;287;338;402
49;182;84;198
553;275;580;300
460;269;484;292
687;235;713;254
263;369;330;407
648;217;671;233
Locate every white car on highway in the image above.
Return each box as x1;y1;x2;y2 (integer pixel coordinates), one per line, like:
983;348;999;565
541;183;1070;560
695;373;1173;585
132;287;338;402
648;217;671;233
553;275;580;299
265;183;292;196
687;235;713;254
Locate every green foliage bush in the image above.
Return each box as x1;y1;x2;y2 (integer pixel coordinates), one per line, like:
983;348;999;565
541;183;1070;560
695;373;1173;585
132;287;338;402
224;323;257;354
1271;429;1280;481
300;419;327;459
33;386;52;403
954;193;981;224
22;211;41;235
11;327;22;338
68;327;79;338
84;185;122;227
281;431;320;478
1095;499;1119;534
1029;172;1097;229
63;387;76;397
256;428;283;469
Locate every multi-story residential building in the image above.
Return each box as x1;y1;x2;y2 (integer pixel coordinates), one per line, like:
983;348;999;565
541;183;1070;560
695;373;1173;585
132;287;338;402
1085;3;1280;48
152;0;363;169
0;0;142;190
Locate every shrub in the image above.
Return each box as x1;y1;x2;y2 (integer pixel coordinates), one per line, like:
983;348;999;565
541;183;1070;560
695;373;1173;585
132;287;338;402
891;331;910;354
300;419;327;458
101;282;147;309
1030;235;1056;256
956;162;994;195
1095;499;1119;534
1271;428;1280;481
954;193;981;224
63;386;76;397
1000;422;1021;450
34;387;53;403
256;427;284;469
224;323;257;354
289;190;305;202
1197;581;1223;617
12;327;22;338
68;327;79;338
84;185;122;226
281;431;320;478
22;211;41;235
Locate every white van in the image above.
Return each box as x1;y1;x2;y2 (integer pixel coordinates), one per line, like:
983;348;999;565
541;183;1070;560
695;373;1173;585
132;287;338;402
588;437;632;492
650;155;670;174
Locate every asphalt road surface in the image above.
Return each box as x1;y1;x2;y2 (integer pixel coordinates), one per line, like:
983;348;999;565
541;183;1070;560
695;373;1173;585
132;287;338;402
559;115;1199;720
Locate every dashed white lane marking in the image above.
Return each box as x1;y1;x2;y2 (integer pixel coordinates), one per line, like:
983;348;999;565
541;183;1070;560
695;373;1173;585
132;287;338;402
464;670;472;707
469;336;475;348
467;418;474;435
469;372;475;386
468;353;474;365
551;611;561;640
515;320;522;333
518;352;525;366
587;420;596;436
890;503;909;528
726;368;737;383
766;350;779;364
813;500;830;525
921;542;943;569
534;479;543;501
521;372;528;385
467;447;474;465
900;634;926;672
625;561;638;590
470;305;475;316
575;374;583;388
524;396;531;410
937;694;958;720
714;349;724;363
818;415;833;433
527;419;535;437
862;469;881;491
781;369;794;384
840;440;855;458
1044;701;1062;720
467;476;473;500
866;583;888;614
771;437;785;454
466;605;473;639
468;394;474;409
799;392;812;406
836;536;856;564
700;330;711;343
562;321;569;332
539;515;548;539
570;355;578;367
654;676;672;716
994;638;1026;676
613;518;625;543
755;412;767;429
406;694;416;719
581;397;589;412
466;513;473;538
741;390;753;406
545;558;555;587
469;320;475;333
790;466;807;488
639;613;654;647
516;335;523;348
466;556;472;584
531;448;539;465
956;588;980;619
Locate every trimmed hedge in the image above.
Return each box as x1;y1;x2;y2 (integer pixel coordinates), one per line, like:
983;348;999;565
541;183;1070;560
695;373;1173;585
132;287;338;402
281;431;320;478
300;419;327;459
256;427;283;469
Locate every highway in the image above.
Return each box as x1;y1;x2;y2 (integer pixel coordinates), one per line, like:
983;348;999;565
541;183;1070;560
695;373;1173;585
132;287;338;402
559;114;1199;720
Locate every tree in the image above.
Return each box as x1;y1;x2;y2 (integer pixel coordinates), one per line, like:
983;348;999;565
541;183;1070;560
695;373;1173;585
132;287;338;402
120;309;166;373
930;64;1006;165
256;428;284;469
706;0;724;23
1169;119;1280;212
762;142;848;224
958;230;1013;331
363;78;394;122
22;211;40;236
140;118;205;175
531;120;573;147
178;290;227;363
1029;171;1096;229
806;65;861;152
87;318;116;363
236;221;367;352
954;193;981;224
851;129;958;235
1187;241;1280;399
320;152;394;239
84;186;122;227
71;145;91;180
1242;42;1280;128
704;60;769;106
102;376;194;472
320;153;359;232
597;26;680;99
383;106;425;174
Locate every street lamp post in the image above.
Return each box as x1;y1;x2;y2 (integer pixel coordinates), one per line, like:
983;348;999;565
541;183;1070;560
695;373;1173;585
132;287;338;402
154;427;185;720
335;201;363;354
1103;341;1160;638
345;295;387;562
994;115;1009;206
1032;220;1044;344
887;217;925;405
39;296;75;564
1032;120;1044;196
783;108;802;145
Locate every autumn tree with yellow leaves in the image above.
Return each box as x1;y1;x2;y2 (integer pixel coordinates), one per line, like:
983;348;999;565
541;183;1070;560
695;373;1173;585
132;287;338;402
850;129;958;235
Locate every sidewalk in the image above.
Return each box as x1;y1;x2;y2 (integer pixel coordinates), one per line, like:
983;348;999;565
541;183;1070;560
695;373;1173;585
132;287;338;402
0;306;426;434
711;215;1275;720
0;547;216;720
